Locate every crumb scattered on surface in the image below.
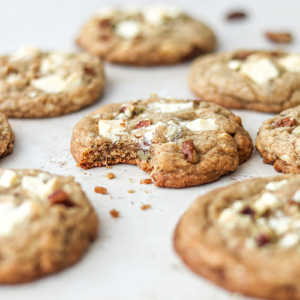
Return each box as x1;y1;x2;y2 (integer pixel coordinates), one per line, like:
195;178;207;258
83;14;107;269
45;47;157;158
226;11;247;20
106;172;115;179
95;186;107;194
110;195;113;199
145;191;148;194
265;32;292;44
84;172;86;175
110;209;119;218
131;202;134;205
141;204;151;210
105;165;112;169
140;178;153;184
129;178;133;183
127;190;135;194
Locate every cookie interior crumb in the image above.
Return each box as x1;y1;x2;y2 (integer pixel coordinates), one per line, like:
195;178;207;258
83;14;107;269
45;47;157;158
127;190;135;194
110;209;119;218
140;179;153;184
141;204;151;210
95;186;107;194
106;172;115;179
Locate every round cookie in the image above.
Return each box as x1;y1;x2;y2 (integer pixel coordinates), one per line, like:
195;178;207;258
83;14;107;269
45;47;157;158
174;175;300;300
189;50;300;113
0;169;98;283
0;113;14;158
256;105;300;173
0;45;105;118
77;4;216;66
70;94;253;188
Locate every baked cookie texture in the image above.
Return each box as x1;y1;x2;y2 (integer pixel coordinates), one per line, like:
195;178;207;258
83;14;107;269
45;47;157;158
0;113;14;158
0;169;98;283
256;105;300;173
0;45;105;118
174;175;300;300
189;50;300;112
70;94;253;188
77;4;216;66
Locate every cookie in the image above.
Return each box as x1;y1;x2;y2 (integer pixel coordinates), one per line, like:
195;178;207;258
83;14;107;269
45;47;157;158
174;175;300;300
0;113;14;158
0;169;98;283
256;105;300;173
189;50;300;112
70;94;253;188
0;45;105;118
77;4;216;65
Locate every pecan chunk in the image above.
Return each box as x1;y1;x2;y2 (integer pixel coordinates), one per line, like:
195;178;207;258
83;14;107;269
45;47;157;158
226;11;247;20
275;117;296;128
181;140;200;164
48;190;74;207
265;32;292;44
136;120;151;129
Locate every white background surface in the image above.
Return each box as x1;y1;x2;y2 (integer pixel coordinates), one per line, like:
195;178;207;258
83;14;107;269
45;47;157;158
0;0;299;299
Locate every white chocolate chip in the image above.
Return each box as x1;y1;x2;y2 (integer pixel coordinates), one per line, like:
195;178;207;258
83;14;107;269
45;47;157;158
228;60;242;71
293;190;300;202
184;118;217;131
10;45;40;61
99;119;127;142
29;91;37;98
265;180;288;191
31;72;82;94
292;126;300;135
155;102;194;113
165;121;181;141
278;54;300;73
239;57;279;85
40;52;69;74
0;202;32;237
144;122;166;141
252;192;280;214
115;20;141;40
268;216;291;235
0;170;20;188
22;176;59;198
279;233;299;248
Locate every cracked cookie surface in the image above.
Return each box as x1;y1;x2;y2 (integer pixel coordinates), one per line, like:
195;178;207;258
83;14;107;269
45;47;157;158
189;50;300;112
174;175;300;300
70;94;253;188
256;105;300;173
77;4;216;66
0;169;98;283
0;113;14;158
0;45;105;118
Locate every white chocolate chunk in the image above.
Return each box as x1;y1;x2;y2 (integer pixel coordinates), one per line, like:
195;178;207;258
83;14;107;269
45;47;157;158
115;21;141;39
31;72;82;94
218;208;251;229
292;126;300;135
184;119;217;131
40;52;69;74
253;192;280;214
10;45;40;61
239;57;279;85
231;201;244;212
22;176;58;198
144;121;166;141
293;190;300;202
114;113;128;120
228;60;242;71
99;120;127;143
265;180;288;191
156;102;194;113
142;4;181;26
0;170;20;188
278;54;300;73
268;216;291;235
165;121;181;141
0;202;32;237
279;233;299;248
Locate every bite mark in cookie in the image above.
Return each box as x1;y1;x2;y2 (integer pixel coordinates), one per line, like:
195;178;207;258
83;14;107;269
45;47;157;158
71;94;253;188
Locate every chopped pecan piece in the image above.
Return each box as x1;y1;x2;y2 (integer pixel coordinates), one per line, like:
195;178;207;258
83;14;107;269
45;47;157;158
241;206;255;217
232;50;254;60
265;32;292;44
256;234;270;247
226;11;247;20
275;117;296;128
181;140;200;164
136;120;151;129
95;186;107;194
110;209;119;218
140;178;153;184
48;190;74;207
84;67;95;76
98;19;111;27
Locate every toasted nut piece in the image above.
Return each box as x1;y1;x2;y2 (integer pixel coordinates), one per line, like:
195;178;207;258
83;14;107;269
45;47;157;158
98;19;111;27
140;178;153;184
110;209;119;218
137;150;149;161
226;11;247;20
136;120;151;129
232;50;254;60
265;32;292;44
275;117;296;128
181;140;200;164
95;186;107;194
48;190;74;207
106;172;115;179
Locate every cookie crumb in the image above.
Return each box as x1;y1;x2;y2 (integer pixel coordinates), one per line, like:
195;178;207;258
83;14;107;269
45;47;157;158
265;32;292;44
95;186;107;194
140;178;153;184
110;195;113;199
145;191;148;194
141;204;151;210
106;172;115;179
129;178;133;183
226;11;247;20
105;165;112;169
84;172;86;175
127;189;135;194
110;209;119;218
